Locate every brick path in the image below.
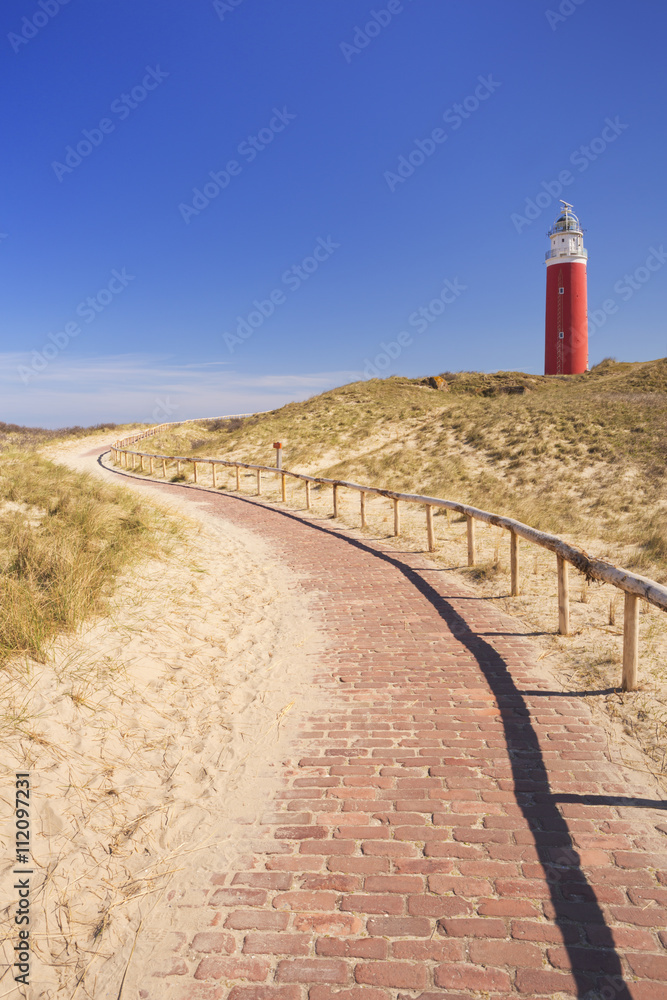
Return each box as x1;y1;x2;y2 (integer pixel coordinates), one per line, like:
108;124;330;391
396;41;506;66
109;466;667;1000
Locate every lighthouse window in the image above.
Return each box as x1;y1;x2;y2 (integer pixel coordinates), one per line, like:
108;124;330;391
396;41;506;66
558;331;565;339
559;287;564;294
561;238;565;242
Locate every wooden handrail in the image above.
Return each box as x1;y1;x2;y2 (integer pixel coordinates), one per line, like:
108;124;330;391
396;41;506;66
109;441;667;691
111;411;271;452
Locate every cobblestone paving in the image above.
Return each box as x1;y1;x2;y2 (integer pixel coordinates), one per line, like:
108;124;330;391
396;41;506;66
112;471;667;1000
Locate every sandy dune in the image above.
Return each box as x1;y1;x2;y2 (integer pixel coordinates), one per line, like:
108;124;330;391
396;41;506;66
0;438;324;999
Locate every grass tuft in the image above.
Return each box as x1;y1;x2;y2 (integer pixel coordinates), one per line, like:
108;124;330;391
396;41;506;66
0;451;168;665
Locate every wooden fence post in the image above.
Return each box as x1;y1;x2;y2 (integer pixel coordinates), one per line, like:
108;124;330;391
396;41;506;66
510;531;519;596
105;443;665;694
426;505;435;552
622;593;639;691
557;555;570;635
467;515;476;566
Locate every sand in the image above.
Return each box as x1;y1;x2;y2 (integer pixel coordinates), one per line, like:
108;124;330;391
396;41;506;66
0;436;324;999
2;432;665;998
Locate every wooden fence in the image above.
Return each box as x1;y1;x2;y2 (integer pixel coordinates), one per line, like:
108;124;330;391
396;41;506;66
110;434;667;693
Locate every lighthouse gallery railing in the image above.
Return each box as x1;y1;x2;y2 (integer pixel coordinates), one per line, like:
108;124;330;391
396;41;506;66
545;247;588;261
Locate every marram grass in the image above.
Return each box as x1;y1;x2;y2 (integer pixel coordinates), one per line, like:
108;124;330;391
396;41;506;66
0;452;169;665
143;357;667;580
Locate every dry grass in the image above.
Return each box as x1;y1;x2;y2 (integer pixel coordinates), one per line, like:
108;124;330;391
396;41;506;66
0;451;172;666
141;358;667;578
136;357;667;783
0;420;126;453
0;473;319;997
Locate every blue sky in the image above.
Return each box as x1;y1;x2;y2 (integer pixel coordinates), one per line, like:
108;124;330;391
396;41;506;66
2;0;666;427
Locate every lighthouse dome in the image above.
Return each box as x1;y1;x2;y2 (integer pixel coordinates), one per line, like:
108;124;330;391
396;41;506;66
549;206;582;236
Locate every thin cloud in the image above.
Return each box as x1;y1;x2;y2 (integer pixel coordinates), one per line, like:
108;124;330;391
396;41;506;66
0;353;361;428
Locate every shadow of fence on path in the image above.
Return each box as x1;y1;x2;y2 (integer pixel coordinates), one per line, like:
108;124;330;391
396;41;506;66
103;460;644;1000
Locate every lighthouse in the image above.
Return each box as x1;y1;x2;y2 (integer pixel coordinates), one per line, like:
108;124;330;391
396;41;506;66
544;200;588;374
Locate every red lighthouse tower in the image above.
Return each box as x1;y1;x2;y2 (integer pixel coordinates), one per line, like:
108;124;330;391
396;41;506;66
544;201;588;374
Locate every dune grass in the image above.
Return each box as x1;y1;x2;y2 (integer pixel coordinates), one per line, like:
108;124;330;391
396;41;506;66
135;358;667;779
0;449;168;666
0;420;122;452
142;357;667;578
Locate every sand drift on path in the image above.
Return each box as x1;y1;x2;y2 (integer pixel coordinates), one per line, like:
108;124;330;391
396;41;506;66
0;438;324;999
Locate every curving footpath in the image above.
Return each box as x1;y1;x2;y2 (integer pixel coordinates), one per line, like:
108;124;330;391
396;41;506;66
105;456;667;1000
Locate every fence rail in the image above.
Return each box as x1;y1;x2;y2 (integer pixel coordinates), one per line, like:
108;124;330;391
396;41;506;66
114;411;269;449
110;431;667;693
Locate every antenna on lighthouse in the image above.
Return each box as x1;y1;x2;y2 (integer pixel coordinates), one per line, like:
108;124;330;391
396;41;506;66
560;200;574;210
